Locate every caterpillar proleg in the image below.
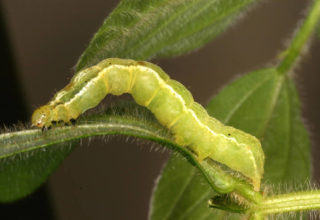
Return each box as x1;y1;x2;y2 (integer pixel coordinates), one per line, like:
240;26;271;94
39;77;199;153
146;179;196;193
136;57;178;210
32;58;264;190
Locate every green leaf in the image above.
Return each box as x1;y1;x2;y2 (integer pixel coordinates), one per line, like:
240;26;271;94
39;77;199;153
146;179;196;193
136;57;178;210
76;0;258;71
0;142;74;202
262;77;311;183
150;68;311;219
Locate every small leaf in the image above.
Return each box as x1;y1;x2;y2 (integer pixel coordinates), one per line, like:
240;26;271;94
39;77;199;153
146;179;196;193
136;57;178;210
76;0;258;71
150;68;311;219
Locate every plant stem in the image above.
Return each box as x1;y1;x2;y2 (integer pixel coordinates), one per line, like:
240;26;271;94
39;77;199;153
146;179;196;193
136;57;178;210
255;190;320;215
277;0;320;74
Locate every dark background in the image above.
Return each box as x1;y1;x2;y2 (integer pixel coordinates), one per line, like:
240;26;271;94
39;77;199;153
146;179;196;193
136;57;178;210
1;0;320;219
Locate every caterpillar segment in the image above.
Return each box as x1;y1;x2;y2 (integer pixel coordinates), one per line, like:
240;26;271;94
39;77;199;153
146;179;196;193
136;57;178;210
31;58;264;191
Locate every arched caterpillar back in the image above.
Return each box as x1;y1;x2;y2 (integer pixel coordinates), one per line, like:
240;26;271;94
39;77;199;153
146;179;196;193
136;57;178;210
32;58;265;191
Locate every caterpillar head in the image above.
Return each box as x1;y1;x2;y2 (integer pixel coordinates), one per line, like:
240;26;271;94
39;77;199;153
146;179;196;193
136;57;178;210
31;105;53;128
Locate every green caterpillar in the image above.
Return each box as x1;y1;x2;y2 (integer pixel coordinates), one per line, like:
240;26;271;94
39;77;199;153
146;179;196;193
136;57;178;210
32;58;264;190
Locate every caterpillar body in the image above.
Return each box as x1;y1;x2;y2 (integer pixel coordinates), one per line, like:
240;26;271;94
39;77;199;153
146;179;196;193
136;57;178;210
32;58;264;190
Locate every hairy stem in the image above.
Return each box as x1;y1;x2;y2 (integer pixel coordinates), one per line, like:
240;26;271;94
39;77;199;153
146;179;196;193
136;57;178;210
277;0;320;74
0;115;174;159
255;190;320;215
